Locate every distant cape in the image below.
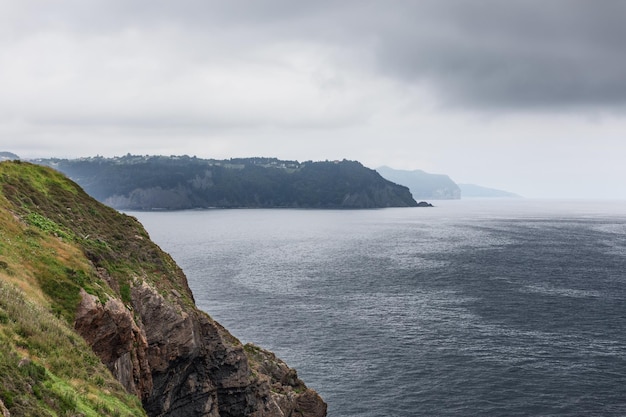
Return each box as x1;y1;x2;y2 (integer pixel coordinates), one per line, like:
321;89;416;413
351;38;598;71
376;166;461;200
377;166;520;200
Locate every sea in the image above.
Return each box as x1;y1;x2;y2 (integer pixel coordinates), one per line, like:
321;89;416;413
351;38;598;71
132;199;626;416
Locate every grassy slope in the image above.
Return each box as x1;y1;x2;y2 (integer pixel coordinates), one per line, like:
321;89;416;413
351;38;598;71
0;161;147;416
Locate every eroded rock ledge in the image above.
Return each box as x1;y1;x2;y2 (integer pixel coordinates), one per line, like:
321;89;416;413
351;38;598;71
75;280;326;417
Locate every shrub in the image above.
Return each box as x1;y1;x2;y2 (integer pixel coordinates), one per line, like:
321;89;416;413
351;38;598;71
25;212;73;240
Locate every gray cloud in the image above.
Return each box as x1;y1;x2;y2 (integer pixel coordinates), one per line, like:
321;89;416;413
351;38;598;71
5;0;625;111
367;1;626;109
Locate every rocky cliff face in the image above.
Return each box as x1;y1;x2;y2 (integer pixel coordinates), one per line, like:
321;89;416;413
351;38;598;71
74;288;153;400
0;161;326;417
99;279;326;417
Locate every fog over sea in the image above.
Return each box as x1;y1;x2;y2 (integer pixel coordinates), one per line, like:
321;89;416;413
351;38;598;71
133;200;626;416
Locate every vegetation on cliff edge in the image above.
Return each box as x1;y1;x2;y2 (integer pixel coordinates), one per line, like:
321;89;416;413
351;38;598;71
0;160;157;416
0;160;327;417
1;160;193;319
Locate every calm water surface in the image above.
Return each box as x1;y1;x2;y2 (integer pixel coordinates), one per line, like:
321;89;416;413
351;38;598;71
133;200;626;416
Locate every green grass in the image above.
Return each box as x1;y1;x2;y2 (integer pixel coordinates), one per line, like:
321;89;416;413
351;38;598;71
0;281;145;416
0;160;215;416
0;161;152;415
25;212;74;240
0;160;187;314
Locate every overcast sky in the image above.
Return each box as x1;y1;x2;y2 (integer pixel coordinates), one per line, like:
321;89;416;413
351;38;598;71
2;0;626;198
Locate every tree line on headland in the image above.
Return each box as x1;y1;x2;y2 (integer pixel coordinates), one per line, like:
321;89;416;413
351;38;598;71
35;155;420;209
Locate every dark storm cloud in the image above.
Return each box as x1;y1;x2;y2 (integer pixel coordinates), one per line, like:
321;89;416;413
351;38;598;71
366;1;626;109
79;0;626;110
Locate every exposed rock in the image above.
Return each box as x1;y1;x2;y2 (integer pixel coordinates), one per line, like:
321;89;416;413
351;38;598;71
0;398;9;417
131;281;223;416
75;278;327;417
74;289;152;400
244;344;327;417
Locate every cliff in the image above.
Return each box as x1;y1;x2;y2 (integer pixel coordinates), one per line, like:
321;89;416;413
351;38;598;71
377;166;461;200
0;160;326;417
35;155;417;209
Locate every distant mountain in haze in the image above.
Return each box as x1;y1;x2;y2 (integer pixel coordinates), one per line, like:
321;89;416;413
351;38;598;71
458;183;521;198
376;166;461;200
35;155;419;209
0;151;20;161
